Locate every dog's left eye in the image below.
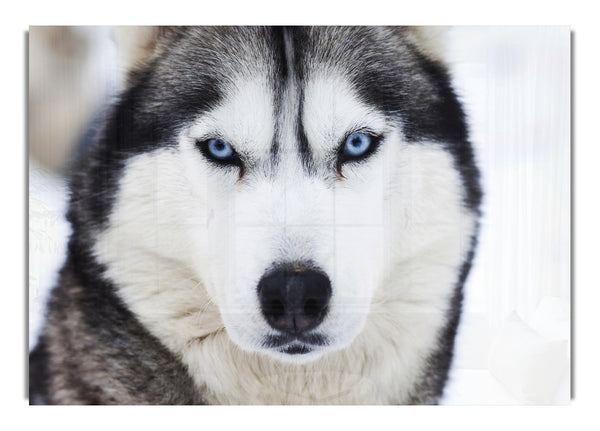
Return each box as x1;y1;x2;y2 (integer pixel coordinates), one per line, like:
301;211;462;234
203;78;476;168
206;138;234;159
337;132;382;175
342;133;372;157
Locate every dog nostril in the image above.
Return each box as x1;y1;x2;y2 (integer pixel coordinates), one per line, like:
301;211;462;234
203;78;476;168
269;300;285;318
303;298;319;317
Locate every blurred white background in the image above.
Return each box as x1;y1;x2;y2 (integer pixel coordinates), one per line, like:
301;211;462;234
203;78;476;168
28;26;571;405
444;27;570;404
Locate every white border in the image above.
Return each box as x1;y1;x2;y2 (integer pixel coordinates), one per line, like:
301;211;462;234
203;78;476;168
3;0;598;428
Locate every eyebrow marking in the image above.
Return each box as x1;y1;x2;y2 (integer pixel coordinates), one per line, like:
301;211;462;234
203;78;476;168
268;27;318;177
268;27;289;170
296;92;316;176
282;28;317;176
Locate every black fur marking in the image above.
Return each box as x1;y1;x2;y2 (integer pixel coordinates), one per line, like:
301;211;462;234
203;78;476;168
285;27;311;86
275;27;317;176
267;27;292;174
282;28;317;175
271;26;290;84
263;332;328;348
29;337;50;405
296;101;317;175
282;344;312;355
407;230;481;404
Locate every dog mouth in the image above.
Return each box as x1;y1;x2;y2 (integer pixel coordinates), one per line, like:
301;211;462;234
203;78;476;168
262;333;329;355
280;343;312;355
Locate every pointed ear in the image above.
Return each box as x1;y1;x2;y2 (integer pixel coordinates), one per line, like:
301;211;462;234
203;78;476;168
395;26;451;64
114;26;181;75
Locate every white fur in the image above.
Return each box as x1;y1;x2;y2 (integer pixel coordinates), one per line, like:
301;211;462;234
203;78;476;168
93;72;476;403
302;73;389;159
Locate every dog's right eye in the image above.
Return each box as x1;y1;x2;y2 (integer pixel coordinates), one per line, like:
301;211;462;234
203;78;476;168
196;138;242;169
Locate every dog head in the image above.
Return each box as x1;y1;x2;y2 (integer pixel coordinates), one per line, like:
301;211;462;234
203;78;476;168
85;27;478;364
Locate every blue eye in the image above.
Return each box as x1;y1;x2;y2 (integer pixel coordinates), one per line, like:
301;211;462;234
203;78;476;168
196;138;242;171
207;138;234;159
343;133;371;157
336;131;382;176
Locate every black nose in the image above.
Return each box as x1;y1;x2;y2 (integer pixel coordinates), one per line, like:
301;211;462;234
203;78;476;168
257;264;332;334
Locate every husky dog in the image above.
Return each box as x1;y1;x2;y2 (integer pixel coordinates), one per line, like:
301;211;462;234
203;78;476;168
29;26;481;404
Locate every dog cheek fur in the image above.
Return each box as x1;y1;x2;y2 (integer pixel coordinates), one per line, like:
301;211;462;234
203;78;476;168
93;148;225;354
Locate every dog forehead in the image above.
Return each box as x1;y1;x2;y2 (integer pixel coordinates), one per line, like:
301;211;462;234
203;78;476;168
302;73;388;155
162;26;403;98
187;73;386;159
188;77;276;155
174;27;403;158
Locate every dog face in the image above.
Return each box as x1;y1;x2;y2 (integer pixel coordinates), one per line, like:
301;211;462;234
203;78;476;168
175;72;394;362
90;27;478;366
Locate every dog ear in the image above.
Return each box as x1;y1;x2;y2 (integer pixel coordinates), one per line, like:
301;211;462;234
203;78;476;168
114;26;182;77
394;26;451;64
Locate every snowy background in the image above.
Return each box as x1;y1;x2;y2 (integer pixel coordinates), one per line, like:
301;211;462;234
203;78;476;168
28;26;571;405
